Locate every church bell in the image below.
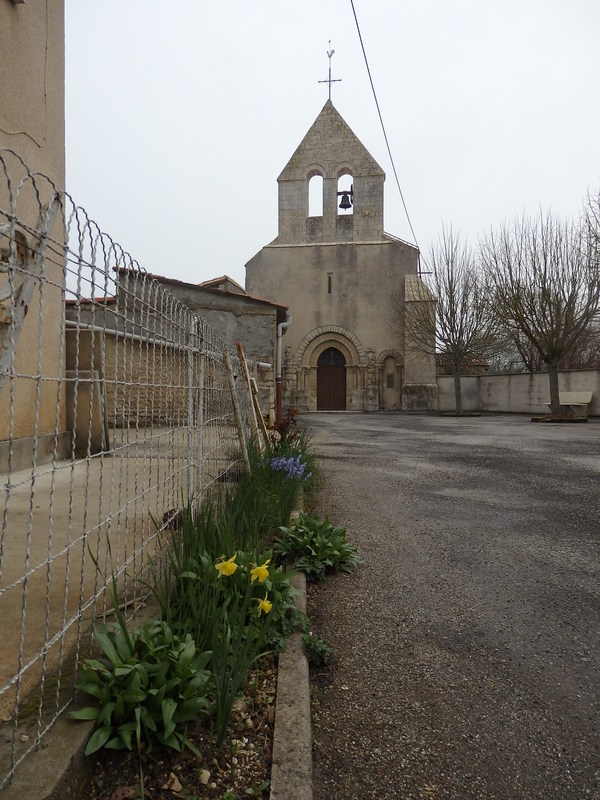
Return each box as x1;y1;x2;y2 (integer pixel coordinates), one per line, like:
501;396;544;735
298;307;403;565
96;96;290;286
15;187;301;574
338;186;353;210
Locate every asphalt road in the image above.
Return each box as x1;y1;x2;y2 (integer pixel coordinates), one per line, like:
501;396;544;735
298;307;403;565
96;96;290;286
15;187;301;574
304;413;600;800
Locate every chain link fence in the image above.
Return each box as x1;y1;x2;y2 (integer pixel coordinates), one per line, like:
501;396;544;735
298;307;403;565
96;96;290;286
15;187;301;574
0;148;255;788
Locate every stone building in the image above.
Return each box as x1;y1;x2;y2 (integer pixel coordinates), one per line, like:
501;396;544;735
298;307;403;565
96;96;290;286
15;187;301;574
64;270;287;451
245;100;437;412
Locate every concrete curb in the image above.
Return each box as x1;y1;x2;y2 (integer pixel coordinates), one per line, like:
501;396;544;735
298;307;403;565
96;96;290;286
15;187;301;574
1;713;94;799
269;572;313;800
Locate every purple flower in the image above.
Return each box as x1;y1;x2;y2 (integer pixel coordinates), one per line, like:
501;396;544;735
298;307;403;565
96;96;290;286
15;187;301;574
266;454;310;481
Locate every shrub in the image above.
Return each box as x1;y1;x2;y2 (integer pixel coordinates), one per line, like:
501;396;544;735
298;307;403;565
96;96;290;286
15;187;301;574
70;619;211;756
275;512;360;581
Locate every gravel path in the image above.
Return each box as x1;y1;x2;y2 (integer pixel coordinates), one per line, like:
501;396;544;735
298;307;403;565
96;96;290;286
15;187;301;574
306;413;600;800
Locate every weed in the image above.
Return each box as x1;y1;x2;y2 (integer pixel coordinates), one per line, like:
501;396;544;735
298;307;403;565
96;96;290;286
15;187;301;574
303;631;331;666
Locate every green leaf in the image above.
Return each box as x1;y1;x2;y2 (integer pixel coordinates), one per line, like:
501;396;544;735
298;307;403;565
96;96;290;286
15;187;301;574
68;706;99;721
161;697;177;730
122;688;146;704
84;726;112;755
135;661;149;686
77;681;105;701
140;709;157;732
117;722;136;750
79;658;109;677
182;735;202;758
114;630;134;662
104;735;126;751
179;638;196;667
93;627;121;666
97;701;116;728
134;706;142;747
163;720;176;742
158;731;181;751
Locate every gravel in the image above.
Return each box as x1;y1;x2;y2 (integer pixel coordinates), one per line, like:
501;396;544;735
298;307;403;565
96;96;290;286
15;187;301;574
305;413;600;800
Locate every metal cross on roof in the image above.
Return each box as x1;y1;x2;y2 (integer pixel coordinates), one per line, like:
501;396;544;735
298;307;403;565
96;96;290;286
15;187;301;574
318;41;342;100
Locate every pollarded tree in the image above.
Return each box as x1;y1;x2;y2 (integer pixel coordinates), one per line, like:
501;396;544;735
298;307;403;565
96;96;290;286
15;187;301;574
480;209;600;417
405;227;500;415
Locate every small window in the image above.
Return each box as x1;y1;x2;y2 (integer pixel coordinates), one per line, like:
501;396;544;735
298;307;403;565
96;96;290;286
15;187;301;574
327;273;333;294
308;175;323;217
386;373;395;389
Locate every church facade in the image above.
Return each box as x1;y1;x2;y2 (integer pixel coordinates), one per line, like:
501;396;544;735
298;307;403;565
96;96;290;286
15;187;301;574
245;100;437;412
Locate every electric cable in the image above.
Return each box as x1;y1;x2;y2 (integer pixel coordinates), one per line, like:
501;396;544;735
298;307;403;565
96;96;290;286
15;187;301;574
349;0;422;258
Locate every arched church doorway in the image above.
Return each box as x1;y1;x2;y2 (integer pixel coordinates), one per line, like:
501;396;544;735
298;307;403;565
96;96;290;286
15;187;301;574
317;347;346;410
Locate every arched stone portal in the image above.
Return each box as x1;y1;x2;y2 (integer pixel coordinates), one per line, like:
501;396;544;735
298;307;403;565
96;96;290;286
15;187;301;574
288;326;369;411
317;347;346;410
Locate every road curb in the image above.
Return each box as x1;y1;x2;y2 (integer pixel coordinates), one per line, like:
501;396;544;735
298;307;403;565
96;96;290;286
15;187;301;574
1;713;94;799
270;571;313;800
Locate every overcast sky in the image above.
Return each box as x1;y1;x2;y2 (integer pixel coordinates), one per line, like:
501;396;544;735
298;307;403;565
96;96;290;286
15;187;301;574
65;1;600;288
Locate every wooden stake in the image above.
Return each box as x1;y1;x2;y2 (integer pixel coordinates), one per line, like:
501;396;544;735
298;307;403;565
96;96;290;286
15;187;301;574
236;341;261;447
251;376;270;448
223;349;250;475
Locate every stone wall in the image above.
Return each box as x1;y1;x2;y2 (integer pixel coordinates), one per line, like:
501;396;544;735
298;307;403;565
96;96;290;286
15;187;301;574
437;370;600;416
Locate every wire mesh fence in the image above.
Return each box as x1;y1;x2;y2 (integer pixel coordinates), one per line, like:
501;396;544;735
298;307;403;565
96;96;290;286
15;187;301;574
0;148;255;788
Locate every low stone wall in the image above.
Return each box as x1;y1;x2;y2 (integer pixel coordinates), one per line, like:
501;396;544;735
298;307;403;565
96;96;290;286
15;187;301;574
437;369;600;416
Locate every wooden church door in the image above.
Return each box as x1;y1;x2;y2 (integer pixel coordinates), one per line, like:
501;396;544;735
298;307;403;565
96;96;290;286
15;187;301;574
317;347;346;410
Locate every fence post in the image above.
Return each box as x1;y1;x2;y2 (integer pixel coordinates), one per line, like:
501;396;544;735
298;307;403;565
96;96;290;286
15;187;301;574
187;325;195;501
196;321;205;507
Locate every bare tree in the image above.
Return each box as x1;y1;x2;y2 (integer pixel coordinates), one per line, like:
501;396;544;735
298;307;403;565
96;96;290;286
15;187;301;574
585;188;600;250
405;227;500;415
492;322;600;373
481;209;600;417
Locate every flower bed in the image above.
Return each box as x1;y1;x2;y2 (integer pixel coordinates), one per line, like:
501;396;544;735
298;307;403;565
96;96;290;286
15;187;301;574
70;416;320;798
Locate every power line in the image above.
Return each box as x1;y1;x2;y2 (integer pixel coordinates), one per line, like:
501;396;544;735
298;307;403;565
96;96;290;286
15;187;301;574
349;0;421;256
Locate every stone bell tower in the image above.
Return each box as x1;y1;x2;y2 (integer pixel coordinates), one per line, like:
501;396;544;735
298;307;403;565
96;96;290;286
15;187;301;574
277;99;385;246
245;99;438;413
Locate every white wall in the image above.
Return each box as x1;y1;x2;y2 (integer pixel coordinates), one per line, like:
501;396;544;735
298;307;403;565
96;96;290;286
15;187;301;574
437;370;600;416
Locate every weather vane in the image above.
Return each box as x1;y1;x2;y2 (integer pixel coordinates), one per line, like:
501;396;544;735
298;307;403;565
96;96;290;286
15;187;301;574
318;41;341;100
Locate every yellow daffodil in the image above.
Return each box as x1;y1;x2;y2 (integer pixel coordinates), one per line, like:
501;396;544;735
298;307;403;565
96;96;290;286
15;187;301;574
250;559;271;584
256;592;272;616
215;553;237;578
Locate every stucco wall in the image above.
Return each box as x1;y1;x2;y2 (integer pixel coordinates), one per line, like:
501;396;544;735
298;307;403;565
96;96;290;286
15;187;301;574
0;0;65;179
0;0;66;451
438;370;600;416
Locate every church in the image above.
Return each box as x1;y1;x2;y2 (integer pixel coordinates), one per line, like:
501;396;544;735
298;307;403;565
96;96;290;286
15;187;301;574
245;99;437;413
